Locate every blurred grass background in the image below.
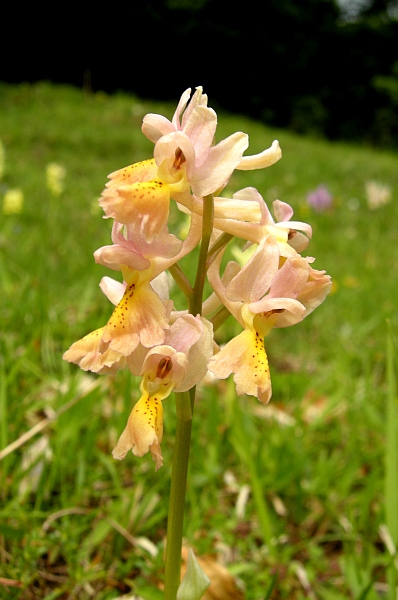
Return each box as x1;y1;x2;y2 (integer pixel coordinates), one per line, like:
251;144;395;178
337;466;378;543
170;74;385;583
0;82;398;599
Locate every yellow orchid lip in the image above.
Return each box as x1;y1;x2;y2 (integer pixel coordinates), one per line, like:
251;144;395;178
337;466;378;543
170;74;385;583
208;328;272;405
100;276;169;357
112;393;164;471
99;153;192;228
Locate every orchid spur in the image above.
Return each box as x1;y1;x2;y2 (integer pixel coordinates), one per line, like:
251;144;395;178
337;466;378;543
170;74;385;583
213;186;313;255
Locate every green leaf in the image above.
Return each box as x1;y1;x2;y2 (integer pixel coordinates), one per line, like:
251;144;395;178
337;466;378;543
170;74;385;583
177;549;210;600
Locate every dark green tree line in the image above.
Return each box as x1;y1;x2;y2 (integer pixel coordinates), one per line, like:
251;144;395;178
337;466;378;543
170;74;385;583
2;0;398;145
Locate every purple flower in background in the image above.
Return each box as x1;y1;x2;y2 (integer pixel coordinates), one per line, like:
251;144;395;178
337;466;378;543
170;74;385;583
307;185;333;212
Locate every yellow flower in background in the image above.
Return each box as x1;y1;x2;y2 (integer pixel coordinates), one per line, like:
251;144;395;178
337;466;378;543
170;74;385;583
3;188;24;215
46;162;66;196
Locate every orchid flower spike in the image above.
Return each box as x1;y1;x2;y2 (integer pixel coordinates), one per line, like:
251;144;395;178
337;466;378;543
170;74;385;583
63;86;331;472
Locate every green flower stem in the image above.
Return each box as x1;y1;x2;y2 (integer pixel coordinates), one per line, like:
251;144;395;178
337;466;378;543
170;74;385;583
164;390;193;600
164;194;214;599
169;263;193;300
190;194;214;316
210;305;231;333
206;232;233;269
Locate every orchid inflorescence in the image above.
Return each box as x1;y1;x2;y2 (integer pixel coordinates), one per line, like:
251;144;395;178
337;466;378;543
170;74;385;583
63;87;331;471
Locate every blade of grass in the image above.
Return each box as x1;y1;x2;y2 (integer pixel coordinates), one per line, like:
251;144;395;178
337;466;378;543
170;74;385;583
0;360;9;489
0;378;103;461
229;401;274;552
385;321;398;599
263;574;277;599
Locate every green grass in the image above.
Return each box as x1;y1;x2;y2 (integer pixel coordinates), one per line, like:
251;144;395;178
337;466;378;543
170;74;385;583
0;81;398;599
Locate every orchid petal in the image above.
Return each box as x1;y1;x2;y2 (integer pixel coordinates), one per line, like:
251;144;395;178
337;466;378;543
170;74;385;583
152;213;202;276
267;255;310;299
106;159;158;187
174;316;214;392
275;220;313;237
94;244;151;271
284;231;312;253
142;114;175;143
101;279;168;355
213;197;262;222
172;87;192;129
142;347;188;392
63;327;126;374
237;140;282;171
99;180;171;234
272;199;293;222
150;272;170;303
180;87;204;128
183;105;217;167
99;277;125;305
225;237;280;304
191;132;249;197
297;267;332;314
250;298;307;330
154;132;196;181
207;254;242;325
165;314;203;354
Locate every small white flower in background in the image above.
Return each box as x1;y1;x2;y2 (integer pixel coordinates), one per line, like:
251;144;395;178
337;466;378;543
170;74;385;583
19;436;53;496
0;139;5;180
46;162;66;196
366;180;391;210
3;188;24;214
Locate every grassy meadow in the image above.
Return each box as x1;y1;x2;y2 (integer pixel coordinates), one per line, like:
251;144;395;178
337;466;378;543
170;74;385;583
0;82;398;599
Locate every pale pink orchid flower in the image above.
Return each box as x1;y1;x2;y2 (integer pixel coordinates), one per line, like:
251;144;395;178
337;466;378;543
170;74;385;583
213;187;312;255
100;89;282;224
64;207;201;373
65;215;202;367
62;208;202;374
92;215;201;353
143;87;282;199
112;314;214;470
207;237;331;403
